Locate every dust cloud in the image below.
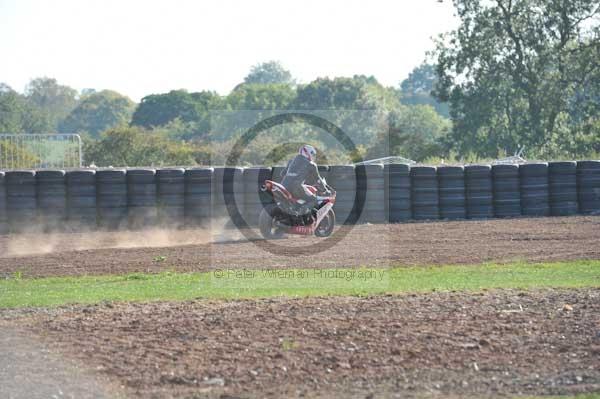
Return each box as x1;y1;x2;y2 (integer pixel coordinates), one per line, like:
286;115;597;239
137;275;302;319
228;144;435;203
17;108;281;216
1;219;246;257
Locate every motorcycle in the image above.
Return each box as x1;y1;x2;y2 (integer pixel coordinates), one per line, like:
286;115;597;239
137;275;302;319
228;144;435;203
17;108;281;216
259;179;336;239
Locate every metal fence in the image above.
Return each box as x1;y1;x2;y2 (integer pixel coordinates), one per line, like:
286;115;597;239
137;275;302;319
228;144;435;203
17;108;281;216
0;134;82;170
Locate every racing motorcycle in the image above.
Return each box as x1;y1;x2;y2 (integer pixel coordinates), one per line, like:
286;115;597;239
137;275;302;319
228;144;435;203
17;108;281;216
259;179;336;239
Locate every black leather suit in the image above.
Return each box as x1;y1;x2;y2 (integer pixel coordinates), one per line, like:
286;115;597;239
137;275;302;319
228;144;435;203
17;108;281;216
281;154;324;208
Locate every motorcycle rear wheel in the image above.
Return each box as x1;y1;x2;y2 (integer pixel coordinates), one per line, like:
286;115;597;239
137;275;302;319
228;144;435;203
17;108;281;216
259;204;286;239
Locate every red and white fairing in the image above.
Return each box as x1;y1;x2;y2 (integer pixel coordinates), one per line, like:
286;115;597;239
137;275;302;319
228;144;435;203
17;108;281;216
262;180;335;236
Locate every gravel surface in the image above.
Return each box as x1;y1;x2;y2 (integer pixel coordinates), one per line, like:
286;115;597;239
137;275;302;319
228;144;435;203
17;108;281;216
2;289;600;398
0;216;599;278
0;324;124;398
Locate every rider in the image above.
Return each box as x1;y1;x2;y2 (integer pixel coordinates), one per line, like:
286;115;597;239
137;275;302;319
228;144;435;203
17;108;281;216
281;144;327;213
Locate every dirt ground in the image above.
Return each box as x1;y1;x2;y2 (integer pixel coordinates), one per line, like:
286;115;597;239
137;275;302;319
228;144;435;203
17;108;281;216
0;325;122;398
2;288;599;398
1;216;599;398
0;216;599;278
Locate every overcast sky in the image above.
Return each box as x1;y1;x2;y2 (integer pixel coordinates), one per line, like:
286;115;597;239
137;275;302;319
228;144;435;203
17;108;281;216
0;0;458;101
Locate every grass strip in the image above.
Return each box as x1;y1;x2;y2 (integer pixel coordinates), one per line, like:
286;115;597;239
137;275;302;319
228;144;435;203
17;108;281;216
1;260;599;308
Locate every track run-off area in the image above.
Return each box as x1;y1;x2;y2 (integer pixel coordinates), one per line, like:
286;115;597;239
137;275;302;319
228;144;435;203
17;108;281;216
1;215;600;398
0;216;599;278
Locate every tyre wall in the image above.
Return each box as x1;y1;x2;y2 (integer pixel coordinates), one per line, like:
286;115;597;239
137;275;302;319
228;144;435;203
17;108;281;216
157;168;185;227
0;160;598;233
549;161;578;216
520;163;550;217
66;170;97;230
96;169;128;230
242;167;273;227
410;166;439;220
326;165;357;225
5;171;37;232
0;172;6;234
212;167;245;228
127;169;157;229
465;165;494;219
36;170;67;231
437;166;466;220
385;164;411;222
577;161;600;214
356;164;385;223
492;164;521;218
185;168;213;227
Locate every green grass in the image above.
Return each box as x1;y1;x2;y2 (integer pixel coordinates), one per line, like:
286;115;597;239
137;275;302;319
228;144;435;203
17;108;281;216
1;260;599;308
523;395;600;399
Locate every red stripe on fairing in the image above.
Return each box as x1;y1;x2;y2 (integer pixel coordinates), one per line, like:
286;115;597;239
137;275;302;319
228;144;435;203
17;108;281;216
264;180;294;200
290;225;315;235
305;185;317;195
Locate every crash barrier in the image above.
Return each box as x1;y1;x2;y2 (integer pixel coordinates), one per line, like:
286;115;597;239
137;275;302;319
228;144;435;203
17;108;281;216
549;162;578;216
465;165;494;219
184;168;212;227
243;167;272;227
492;165;521;217
212;167;245;227
0;160;599;233
520;163;550;216
5;170;37;232
157;168;185;226
385;164;411;222
0;172;6;234
410;166;439;220
437;166;466;220
96;169;128;230
127;169;158;229
361;164;385;223
36;170;68;232
328;165;357;224
67;170;97;229
577;161;600;214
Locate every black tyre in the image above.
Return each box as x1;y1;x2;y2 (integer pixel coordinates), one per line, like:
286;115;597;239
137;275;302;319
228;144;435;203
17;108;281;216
259;204;285;239
315;209;335;237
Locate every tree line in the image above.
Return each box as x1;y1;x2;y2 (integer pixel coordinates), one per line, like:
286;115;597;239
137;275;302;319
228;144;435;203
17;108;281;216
1;63;449;167
435;0;600;160
1;0;599;167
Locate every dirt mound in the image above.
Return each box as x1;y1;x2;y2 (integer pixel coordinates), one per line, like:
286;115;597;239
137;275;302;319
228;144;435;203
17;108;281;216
5;289;600;398
1;216;599;278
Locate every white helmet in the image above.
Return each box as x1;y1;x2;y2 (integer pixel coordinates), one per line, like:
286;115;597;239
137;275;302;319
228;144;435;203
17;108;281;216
299;144;317;162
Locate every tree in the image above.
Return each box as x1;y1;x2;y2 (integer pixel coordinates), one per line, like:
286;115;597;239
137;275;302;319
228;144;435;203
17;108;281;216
226;83;296;110
84;126;196;167
294;76;402;146
59;90;135;136
0;83;51;134
243;61;294;85
367;104;451;162
433;0;600;158
0;84;25;133
294;75;397;110
24;77;78;131
400;63;450;117
131;90;220;139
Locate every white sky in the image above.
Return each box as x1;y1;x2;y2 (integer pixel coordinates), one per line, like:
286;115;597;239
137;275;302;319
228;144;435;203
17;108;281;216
0;0;458;102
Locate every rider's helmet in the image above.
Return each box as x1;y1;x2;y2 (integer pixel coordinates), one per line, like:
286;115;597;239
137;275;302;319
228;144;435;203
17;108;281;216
299;144;317;162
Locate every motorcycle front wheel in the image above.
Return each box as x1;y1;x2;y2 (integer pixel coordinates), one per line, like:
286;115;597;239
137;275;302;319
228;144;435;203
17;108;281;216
314;209;335;237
